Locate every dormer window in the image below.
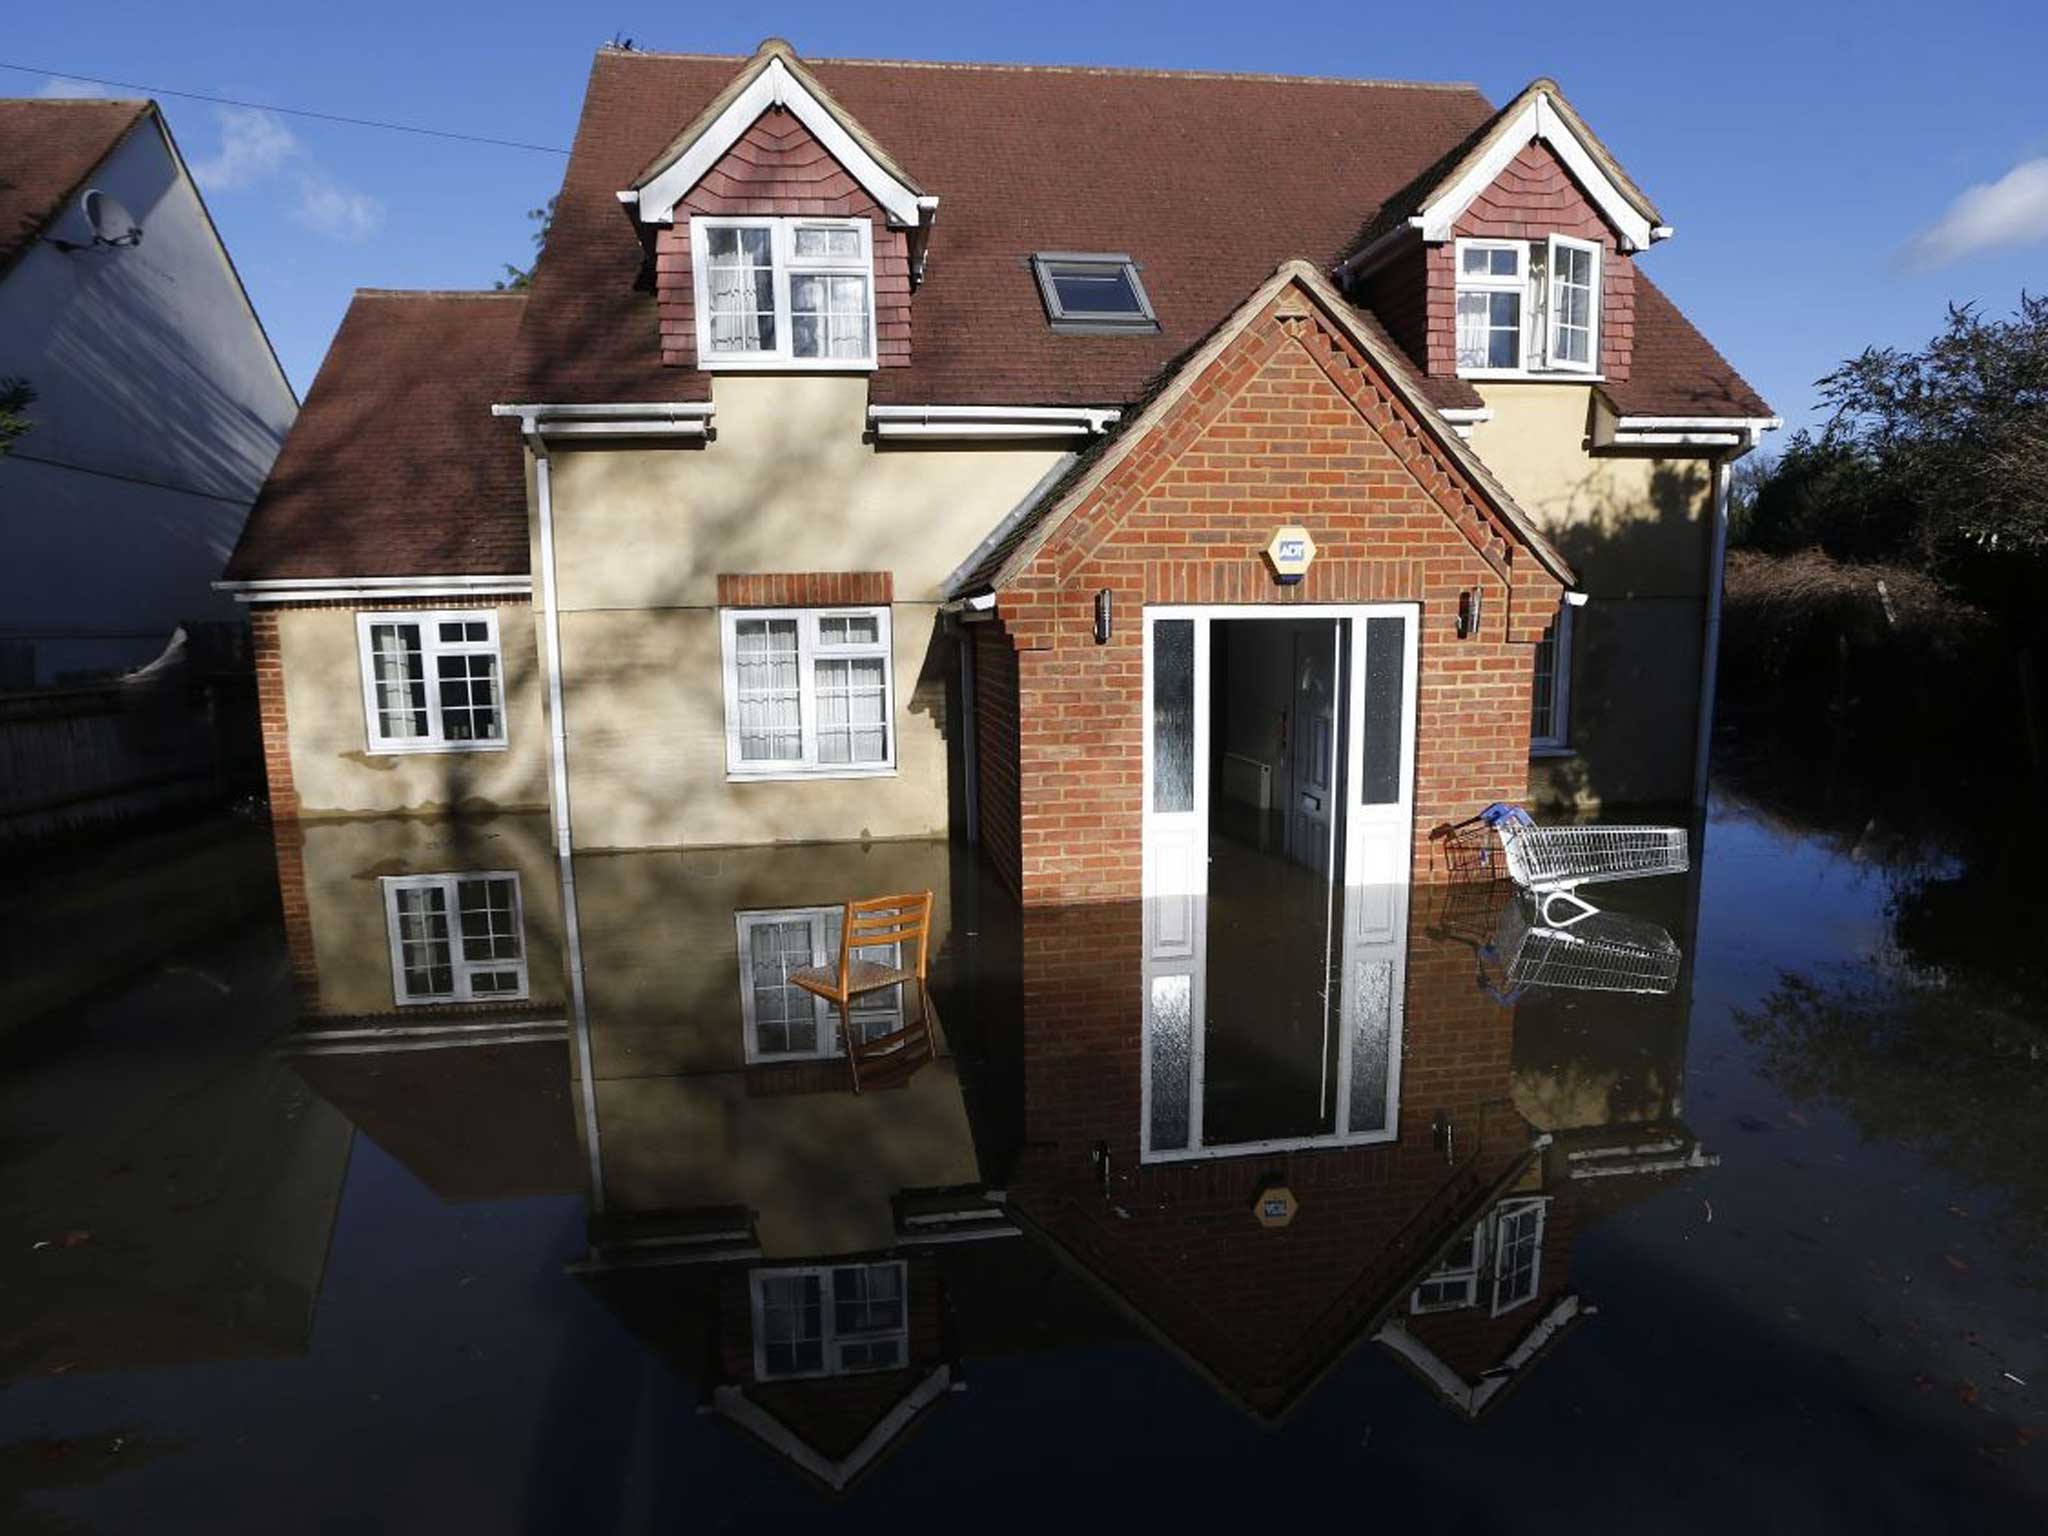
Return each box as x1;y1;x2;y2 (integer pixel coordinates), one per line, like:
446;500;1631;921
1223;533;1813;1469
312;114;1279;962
1032;252;1158;332
690;216;876;369
1454;235;1600;377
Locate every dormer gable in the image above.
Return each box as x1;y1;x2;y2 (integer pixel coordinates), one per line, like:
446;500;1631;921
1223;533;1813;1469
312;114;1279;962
1349;80;1662;388
616;40;929;372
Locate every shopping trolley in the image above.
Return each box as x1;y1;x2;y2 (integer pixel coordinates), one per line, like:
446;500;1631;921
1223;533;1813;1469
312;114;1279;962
1431;803;1688;927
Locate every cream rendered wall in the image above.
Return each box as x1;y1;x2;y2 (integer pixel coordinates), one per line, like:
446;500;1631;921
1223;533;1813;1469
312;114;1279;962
295;813;564;1019
1465;383;1717;810
276;604;550;817
543;375;1068;850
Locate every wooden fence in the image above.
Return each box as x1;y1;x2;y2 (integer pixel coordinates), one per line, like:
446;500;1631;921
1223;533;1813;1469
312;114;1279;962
0;624;261;845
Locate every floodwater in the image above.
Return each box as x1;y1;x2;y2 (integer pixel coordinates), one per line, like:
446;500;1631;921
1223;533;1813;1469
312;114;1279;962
1;786;2042;1532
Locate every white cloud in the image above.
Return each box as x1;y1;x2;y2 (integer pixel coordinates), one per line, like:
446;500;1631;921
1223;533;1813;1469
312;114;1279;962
37;76;116;99
190;107;300;193
176;105;383;243
292;175;384;241
1904;157;2048;269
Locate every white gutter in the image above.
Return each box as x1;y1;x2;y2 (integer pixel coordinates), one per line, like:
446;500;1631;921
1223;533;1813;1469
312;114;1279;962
520;426;605;1212
1605;414;1781;452
867;404;1120;441
213;573;533;603
1692;455;1735;809
492;401;717;439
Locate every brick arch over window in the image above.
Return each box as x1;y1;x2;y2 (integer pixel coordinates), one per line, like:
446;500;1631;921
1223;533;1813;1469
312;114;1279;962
1421;139;1636;381
975;272;1567;907
654;109;913;369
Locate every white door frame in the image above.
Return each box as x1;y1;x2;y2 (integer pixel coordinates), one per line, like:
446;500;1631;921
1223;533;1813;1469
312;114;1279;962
1139;603;1420;1162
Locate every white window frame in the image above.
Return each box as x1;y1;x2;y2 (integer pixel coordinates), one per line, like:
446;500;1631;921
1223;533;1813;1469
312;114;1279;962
1453;238;1529;375
380;871;529;1007
749;1261;909;1380
734;906;905;1063
1546;234;1601;374
1452;236;1605;380
354;610;508;755
1031;251;1159;331
689;216;879;371
1489;1197;1550;1317
1410;1224;1485;1314
1530;601;1575;755
719;606;897;781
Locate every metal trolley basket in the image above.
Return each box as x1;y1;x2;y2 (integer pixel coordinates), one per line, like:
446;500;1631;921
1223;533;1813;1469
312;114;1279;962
1432;803;1689;927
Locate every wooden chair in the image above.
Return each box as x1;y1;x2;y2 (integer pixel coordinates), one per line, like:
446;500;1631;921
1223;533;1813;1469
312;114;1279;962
789;891;936;1094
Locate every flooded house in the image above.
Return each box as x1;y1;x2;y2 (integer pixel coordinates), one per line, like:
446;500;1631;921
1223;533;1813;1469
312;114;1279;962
212;35;1765;1487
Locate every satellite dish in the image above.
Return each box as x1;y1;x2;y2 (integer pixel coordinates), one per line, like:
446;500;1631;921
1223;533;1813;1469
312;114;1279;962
81;188;143;249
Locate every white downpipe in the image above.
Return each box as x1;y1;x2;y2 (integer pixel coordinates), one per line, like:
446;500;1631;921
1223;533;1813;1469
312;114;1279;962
532;438;605;1211
1692;457;1733;808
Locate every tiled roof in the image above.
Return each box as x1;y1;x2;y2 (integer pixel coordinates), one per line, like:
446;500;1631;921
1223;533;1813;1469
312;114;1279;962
1602;274;1774;420
509;49;1500;406
509;47;1762;421
0;98;152;282
224;292;529;581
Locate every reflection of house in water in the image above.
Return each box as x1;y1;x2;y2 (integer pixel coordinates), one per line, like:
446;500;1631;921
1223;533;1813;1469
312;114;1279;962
564;839;1013;1494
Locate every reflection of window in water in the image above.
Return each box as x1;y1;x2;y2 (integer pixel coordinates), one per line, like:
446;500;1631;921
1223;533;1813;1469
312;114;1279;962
751;1262;908;1379
735;907;903;1062
381;872;527;1005
1409;1197;1549;1317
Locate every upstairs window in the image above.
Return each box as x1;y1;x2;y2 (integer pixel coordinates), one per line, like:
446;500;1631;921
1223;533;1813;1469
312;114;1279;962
1453;235;1601;376
1032;252;1158;332
1454;240;1526;370
356;612;506;753
691;217;875;368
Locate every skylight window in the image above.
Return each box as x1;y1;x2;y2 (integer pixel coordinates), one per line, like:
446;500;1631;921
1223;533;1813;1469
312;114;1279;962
1032;253;1158;332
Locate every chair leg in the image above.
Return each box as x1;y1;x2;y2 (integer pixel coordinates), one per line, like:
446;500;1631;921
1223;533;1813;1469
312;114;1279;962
916;980;935;1063
840;994;861;1095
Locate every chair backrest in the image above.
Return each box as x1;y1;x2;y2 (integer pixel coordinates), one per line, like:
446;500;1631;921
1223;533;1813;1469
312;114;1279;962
838;890;934;981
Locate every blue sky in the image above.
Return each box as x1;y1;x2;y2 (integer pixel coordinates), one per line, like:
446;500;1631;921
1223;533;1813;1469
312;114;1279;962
11;0;2047;432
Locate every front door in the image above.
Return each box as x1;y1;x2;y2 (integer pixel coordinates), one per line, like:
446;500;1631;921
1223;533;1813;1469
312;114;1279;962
1140;604;1419;1160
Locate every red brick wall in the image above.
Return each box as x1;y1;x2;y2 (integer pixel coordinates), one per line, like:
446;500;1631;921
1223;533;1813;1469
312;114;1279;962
1425;139;1636;380
990;289;1562;909
655;110;912;369
971;620;1023;901
715;571;892;607
1006;903;1537;1414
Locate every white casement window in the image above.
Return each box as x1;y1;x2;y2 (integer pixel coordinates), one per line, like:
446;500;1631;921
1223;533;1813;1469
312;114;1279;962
1411;1224;1484;1314
1408;1197;1550;1316
720;607;895;780
1489;1197;1549;1316
734;906;904;1062
690;217;876;369
751;1262;909;1380
1530;601;1575;753
1454;240;1527;371
1546;235;1601;372
355;612;507;753
380;872;528;1006
1454;236;1602;377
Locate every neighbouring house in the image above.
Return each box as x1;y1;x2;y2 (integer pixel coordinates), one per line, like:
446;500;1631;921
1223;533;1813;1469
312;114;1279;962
0;98;296;686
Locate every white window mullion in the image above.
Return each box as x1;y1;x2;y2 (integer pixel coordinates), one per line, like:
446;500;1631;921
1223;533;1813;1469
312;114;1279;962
796;612;821;768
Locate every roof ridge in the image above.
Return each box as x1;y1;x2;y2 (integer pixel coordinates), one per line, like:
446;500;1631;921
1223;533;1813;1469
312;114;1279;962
597;45;1479;93
354;288;527;299
0;96;152;106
